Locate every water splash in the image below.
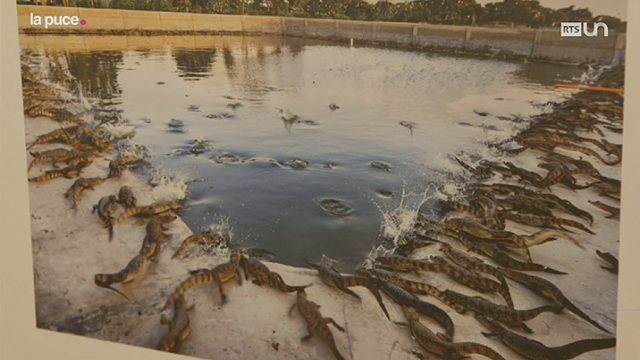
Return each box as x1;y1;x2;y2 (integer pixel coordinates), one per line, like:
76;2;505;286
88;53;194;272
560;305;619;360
146;168;189;203
103;123;136;140
199;215;234;257
366;180;438;247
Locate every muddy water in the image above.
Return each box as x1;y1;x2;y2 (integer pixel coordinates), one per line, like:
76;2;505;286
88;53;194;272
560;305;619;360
24;35;587;270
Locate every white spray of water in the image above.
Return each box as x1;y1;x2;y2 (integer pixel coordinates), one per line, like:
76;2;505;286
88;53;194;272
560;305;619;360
199;215;235;257
146;167;190;203
103;123;137;140
363;180;439;250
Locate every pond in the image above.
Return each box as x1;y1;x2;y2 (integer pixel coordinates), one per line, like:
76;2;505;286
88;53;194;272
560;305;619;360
22;34;588;270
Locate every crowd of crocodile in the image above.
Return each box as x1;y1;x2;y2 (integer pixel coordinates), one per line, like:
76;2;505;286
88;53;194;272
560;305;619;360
21;55;623;360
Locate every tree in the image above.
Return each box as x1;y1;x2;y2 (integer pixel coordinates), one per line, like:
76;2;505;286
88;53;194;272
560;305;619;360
592;15;626;32
550;6;592;26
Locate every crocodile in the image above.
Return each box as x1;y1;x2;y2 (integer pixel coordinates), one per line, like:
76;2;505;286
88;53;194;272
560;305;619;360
591;183;621;201
161;249;243;311
441;200;485;217
498;268;612;334
588;200;620;219
397;235;438;255
107;155;138;179
356;267;463;312
112;200;181;225
475;313;616;360
496;195;555;218
374;255;427;273
49;108;84;125
500;212;595;235
376;279;455;342
438;242;512;306
522;228;583;249
94;242;158;301
466;239;567;275
92;195;119;241
26;125;81;149
537;152;601;177
442;289;562;333
603;125;622;134
529;193;594;225
27;148;80;171
269;271;313;293
599;138;622;161
143;213;177;259
288;289;348;360
444;217;532;262
398;306;506;360
304;259;391;321
357;268;446;300
156;295;195;353
375;253;502;297
552;142;619;166
27;160;89;183
28;147;74;160
428;255;513;306
468;191;503;229
595;250;618;274
24;104;64;119
64;177;105;209
503;162;548;190
117;185;137;209
241;255;311;292
454;157;494;178
171;232;222;259
66;151;99;167
537;161;601;190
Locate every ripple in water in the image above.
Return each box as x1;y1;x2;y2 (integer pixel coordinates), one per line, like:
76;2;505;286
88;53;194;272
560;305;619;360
212;152;244;164
167;118;185;133
284;158;309;169
319;198;355;217
242;247;277;261
204;112;236;119
370;161;392;171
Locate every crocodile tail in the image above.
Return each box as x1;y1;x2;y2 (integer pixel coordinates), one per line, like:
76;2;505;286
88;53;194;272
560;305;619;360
498;285;515;309
172;235;198;259
548;304;564;315
94;273;129;301
27;158;39;171
107;218;114;241
543;266;567;275
328;336;347;360
114;207;140;224
162;272;213;311
457;342;506;360
553;338;616;359
561;299;612;334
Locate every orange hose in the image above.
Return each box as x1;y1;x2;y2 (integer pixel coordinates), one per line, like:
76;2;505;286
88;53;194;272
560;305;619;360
553;84;624;94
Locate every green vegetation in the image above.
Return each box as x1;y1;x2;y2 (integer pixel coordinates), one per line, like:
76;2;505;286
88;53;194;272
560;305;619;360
28;0;627;32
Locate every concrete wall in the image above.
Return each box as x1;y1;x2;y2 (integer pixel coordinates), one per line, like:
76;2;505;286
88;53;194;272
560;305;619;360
16;5;625;65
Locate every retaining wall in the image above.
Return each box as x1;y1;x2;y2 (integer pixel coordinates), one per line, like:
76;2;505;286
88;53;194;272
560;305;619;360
16;5;626;65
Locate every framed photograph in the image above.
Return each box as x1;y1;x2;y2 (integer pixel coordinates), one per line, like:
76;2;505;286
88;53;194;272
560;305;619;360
2;1;638;359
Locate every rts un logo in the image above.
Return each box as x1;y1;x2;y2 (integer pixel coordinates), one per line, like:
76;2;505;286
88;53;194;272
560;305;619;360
561;22;609;37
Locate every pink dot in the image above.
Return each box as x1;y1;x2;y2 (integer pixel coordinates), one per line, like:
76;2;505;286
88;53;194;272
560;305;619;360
81;19;87;26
